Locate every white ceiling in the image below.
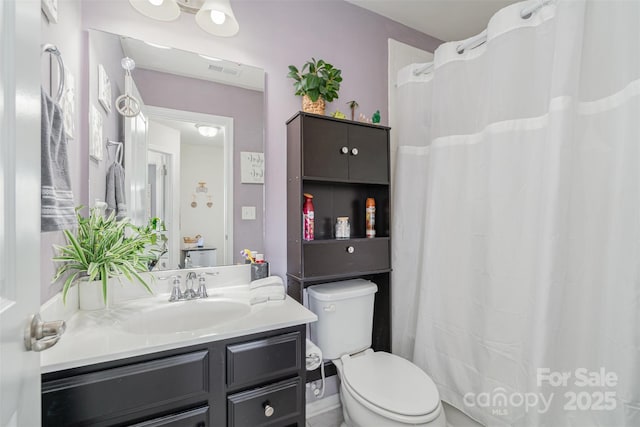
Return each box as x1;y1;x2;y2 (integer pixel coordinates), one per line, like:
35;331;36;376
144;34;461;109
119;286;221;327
151;117;225;147
346;0;519;42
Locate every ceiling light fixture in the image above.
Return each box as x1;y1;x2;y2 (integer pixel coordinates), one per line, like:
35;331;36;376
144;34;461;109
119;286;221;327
129;0;239;37
196;124;219;137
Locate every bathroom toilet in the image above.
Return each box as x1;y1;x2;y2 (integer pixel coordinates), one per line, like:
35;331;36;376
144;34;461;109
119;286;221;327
308;279;446;427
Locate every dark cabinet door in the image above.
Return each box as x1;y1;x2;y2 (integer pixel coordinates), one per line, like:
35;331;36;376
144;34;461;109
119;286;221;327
130;406;209;427
42;351;210;427
348;125;389;183
302;116;349;180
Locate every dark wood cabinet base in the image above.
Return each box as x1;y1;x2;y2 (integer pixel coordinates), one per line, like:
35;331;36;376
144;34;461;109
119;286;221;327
42;325;307;427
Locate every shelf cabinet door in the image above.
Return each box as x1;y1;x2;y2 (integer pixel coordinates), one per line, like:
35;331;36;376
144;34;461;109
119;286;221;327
348;125;389;183
302;116;349;180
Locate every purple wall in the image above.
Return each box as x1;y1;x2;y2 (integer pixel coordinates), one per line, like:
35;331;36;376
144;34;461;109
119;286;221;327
133;68;264;262
40;1;440;301
87;29;125;212
40;0;85;302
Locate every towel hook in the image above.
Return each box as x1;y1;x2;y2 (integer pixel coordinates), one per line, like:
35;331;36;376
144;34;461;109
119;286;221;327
41;44;65;103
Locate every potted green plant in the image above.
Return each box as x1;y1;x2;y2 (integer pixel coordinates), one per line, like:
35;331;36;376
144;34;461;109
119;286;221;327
52;207;163;310
287;58;342;115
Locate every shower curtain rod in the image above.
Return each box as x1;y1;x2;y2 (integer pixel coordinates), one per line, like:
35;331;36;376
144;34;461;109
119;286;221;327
413;0;553;76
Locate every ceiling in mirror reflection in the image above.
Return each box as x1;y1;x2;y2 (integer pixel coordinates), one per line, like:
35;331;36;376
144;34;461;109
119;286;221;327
152;117;225;147
121;37;264;91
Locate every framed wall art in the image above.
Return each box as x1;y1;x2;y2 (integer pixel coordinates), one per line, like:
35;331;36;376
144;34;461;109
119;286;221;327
89;104;103;161
98;64;112;114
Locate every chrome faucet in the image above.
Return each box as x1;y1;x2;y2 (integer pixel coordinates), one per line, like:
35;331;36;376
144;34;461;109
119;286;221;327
165;275;182;302
160;271;218;302
184;272;198;300
197;273;209;298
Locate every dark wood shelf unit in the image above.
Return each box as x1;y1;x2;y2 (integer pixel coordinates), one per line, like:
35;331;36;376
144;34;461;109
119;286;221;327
286;111;392;357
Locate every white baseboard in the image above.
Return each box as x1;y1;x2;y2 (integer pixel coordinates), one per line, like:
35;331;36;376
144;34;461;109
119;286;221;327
306;393;341;418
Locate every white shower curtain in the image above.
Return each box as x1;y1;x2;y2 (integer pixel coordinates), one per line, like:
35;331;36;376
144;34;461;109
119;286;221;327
392;1;640;425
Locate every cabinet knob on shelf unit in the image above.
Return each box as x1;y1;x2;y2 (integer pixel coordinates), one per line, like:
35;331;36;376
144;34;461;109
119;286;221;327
263;402;275;417
351;147;359;156
340;146;349;154
347;246;355;254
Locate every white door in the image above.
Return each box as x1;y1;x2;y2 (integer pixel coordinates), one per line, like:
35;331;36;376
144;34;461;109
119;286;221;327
1;1;47;425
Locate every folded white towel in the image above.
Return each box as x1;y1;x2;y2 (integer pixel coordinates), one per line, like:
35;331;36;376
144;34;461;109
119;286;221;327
249;275;284;290
249;275;285;305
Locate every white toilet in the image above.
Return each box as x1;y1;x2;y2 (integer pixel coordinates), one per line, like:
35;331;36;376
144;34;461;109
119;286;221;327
308;279;446;427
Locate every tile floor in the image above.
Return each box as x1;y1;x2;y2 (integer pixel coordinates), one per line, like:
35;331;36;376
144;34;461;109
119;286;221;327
306;405;344;427
306;401;485;427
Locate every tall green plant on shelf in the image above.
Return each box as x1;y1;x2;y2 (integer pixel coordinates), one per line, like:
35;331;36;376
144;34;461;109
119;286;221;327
287;58;342;103
52;207;164;304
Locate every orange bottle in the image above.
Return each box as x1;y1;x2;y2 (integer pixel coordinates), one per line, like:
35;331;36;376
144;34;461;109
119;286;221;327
366;198;376;238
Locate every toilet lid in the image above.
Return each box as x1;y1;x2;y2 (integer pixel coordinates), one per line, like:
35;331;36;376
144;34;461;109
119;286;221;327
341;352;440;417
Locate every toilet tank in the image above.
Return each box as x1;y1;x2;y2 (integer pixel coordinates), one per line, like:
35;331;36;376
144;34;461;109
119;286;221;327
307;279;377;360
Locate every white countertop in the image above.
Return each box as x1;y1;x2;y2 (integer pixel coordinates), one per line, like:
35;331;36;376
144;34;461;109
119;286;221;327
41;280;317;374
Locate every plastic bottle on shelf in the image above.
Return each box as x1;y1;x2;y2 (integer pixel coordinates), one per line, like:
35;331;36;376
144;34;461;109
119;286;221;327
303;193;315;241
366;197;376;238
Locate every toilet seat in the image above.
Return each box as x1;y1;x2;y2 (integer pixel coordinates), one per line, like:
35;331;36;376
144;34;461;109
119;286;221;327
339;351;441;424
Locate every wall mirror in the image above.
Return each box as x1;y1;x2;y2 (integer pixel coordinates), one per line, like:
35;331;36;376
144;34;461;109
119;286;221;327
87;29;265;270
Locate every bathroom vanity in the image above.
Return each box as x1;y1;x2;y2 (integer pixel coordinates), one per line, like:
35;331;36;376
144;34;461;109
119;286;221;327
40;272;316;427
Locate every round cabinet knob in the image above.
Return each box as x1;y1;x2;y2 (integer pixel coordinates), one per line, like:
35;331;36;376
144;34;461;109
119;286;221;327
264;403;275;417
340;146;349;154
347;246;355;254
351;148;359;156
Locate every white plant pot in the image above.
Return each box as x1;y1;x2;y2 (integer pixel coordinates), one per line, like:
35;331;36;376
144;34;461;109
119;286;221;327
78;278;113;311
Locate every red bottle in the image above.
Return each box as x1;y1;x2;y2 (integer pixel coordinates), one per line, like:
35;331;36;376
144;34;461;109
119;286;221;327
303;193;315;241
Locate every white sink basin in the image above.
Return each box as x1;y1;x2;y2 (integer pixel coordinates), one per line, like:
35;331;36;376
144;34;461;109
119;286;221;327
122;298;251;334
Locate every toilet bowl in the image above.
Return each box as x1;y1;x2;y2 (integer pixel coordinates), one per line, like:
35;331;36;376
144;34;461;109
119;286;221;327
334;350;446;427
307;279;447;427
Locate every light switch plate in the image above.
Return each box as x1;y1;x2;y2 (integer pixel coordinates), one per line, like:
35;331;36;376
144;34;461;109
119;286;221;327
242;206;256;220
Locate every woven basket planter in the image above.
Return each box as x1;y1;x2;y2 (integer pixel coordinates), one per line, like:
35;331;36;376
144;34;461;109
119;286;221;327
302;95;326;115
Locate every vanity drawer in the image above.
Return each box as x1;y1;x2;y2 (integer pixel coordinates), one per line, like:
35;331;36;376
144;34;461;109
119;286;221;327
302;238;390;277
227;377;302;427
226;332;302;389
42;350;209;426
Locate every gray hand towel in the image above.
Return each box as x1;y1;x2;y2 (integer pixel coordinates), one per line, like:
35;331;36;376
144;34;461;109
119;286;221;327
41;88;76;232
106;161;127;220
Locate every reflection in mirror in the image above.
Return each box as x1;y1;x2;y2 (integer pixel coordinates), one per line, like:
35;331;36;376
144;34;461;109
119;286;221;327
87;30;264;270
